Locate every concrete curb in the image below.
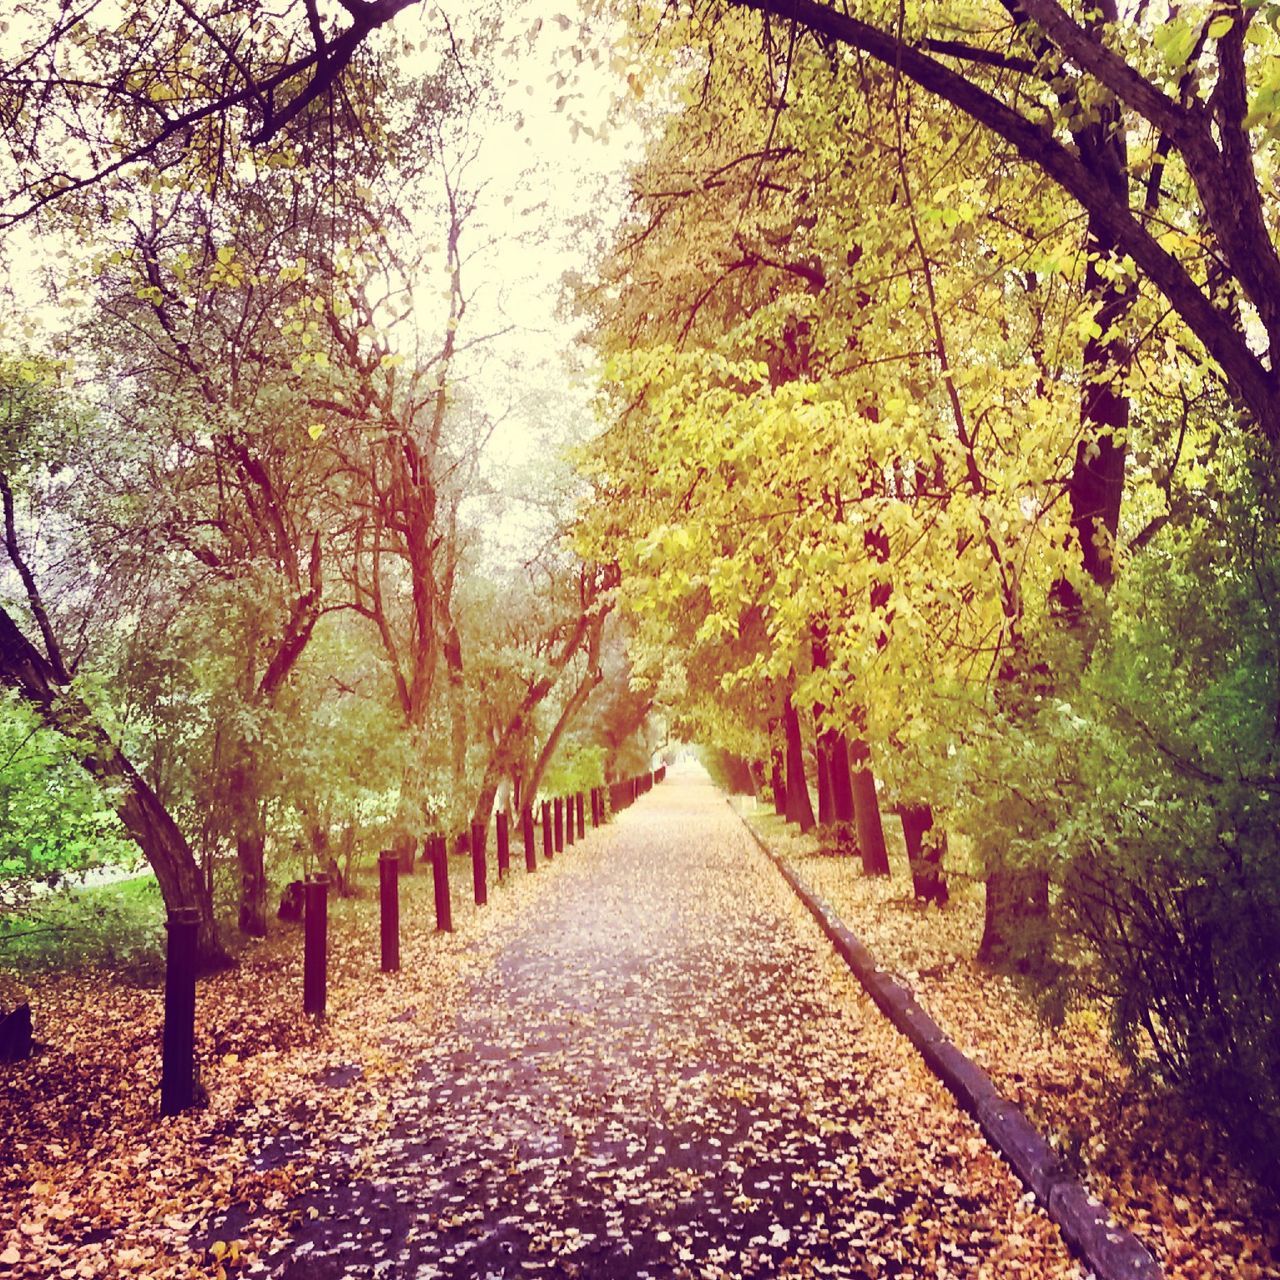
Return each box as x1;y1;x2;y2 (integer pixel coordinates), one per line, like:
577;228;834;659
733;802;1163;1280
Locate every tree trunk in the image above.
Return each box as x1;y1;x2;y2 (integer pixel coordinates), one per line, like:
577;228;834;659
848;736;890;875
307;818;346;895
782;692;815;832
443;620;467;793
235;831;268;936
228;749;271;936
826;730;856;823
815;719;834;825
769;744;787;816
810;634;836;827
522;663;603;807
979;869;1051;970
899;804;948;906
474;603;607;833
115;741;224;967
0;606;224;966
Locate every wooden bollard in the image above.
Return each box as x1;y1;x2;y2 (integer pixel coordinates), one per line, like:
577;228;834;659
576;792;585;839
542;800;553;860
471;820;487;905
554;797;564;852
379;850;400;973
522;806;536;872
430;835;452;932
304;874;329;1019
496;811;510;878
565;796;576;848
160;907;199;1116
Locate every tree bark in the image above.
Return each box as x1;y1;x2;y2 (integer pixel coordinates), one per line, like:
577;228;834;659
235;831;268;936
443;616;467;792
782;691;816;832
227;748;270;936
899;803;948;906
769;740;787;816
307;814;347;895
814;716;834;825
825;729;855;824
848;736;890;876
473;582;609;832
521;661;603;808
979;869;1051;969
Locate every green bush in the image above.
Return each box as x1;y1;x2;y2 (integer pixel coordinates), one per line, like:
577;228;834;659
541;740;607;798
942;438;1276;1188
1057;471;1280;1185
697;744;755;794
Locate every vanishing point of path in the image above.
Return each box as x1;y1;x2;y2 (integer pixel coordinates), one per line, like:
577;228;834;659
257;769;1080;1279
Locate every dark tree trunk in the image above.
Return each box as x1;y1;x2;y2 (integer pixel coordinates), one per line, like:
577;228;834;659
443;619;467;792
782;692;815;832
826;730;856;823
848;736;890;875
482;588;609;830
899;804;948;906
308;819;346;896
810;634;837;827
228;752;269;938
815;719;834;826
236;831;268;937
979;869;1051;970
769;735;786;816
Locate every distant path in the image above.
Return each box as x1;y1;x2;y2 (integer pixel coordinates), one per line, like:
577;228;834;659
264;768;1077;1278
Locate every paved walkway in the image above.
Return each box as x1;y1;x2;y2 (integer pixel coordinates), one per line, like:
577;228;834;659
262;769;1075;1279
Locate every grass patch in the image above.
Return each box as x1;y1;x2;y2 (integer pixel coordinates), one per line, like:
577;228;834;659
0;874;167;984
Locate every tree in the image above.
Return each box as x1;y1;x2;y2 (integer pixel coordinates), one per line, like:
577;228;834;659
465;558;615;829
0;0;422;226
731;0;1280;446
580;12;1098;886
0;362;226;963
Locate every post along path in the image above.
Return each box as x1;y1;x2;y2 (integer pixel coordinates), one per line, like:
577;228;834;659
259;767;1081;1279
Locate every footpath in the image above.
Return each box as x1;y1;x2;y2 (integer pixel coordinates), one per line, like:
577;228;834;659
256;769;1081;1279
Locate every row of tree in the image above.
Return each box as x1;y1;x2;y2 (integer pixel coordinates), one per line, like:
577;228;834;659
0;8;660;968
2;0;1276;1186
572;2;1280;1184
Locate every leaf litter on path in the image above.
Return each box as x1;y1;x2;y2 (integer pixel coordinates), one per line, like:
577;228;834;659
5;775;1085;1278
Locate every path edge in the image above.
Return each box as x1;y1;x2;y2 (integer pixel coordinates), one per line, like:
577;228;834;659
730;799;1164;1280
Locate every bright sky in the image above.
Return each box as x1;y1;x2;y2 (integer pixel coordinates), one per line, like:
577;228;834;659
331;1;647;565
414;2;643;566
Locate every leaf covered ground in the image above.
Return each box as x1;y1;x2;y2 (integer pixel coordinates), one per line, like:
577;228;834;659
1;772;1116;1276
746;803;1280;1280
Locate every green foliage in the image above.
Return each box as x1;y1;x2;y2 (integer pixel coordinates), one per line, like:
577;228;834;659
0;692;136;906
938;428;1280;1182
0;873;164;977
541;740;606;798
697;744;755;795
